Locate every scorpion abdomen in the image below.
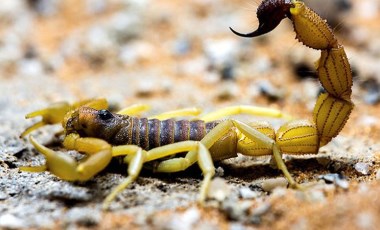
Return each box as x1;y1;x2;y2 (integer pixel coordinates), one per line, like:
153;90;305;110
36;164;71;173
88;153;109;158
140;118;220;150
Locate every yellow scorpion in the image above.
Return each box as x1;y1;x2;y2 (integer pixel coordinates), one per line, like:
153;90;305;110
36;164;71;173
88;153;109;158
20;0;353;209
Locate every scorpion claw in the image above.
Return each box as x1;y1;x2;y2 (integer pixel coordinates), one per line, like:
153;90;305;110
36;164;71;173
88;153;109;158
20;121;45;138
21;99;109;138
21;102;71;138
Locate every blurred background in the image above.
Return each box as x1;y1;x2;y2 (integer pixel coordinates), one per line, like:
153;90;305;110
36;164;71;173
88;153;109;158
0;0;379;112
1;0;380;228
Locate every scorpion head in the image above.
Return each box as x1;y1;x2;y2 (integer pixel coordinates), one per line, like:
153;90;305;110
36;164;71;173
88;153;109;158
230;0;294;37
64;107;131;142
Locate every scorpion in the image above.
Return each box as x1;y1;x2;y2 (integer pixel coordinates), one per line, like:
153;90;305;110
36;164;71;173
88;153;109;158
20;0;353;209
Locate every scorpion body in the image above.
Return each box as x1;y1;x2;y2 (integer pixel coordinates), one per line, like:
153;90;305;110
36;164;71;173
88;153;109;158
71;108;220;148
21;0;353;209
68;107;236;161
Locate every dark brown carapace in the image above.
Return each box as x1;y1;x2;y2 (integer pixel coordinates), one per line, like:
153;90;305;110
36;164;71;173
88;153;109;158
230;0;293;37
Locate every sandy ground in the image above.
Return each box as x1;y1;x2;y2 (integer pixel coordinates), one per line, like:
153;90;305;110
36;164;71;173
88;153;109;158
1;0;380;229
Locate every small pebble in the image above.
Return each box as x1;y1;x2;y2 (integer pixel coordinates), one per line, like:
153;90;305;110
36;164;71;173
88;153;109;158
258;80;283;101
251;203;271;217
107;12;143;42
216;82;239;101
18;59;45;77
136;80;156;97
0;191;8;200
120;41;154;65
318;173;349;189
293;62;316;79
261;178;288;192
360;117;379;131
207;177;231;201
0;214;26;229
27;0;61;16
356;212;375;230
249;202;271;225
356;0;379;20
363;91;380;105
357;183;370;194
291;218;309;230
168;207;200;230
230;223;247;230
63;207;101;227
173;38;191;55
220;62;235;81
306;190;326;203
253;57;272;73
86;0;107;14
222;200;253;221
354;162;372;175
328;161;343;172
376;170;380;180
360;78;380;105
239;187;260;199
215;166;224;177
203;38;239;68
316;156;332;167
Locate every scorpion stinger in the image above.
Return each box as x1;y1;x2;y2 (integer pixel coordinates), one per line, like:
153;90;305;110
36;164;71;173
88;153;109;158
229;0;294;37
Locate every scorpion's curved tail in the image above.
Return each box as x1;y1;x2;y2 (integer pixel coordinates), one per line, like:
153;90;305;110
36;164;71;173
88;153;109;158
230;0;353;150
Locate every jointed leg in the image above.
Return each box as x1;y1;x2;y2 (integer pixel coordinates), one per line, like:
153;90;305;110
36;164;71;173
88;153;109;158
119;104;290;122
148;107;202;120
103;146;146;209
146;141;215;203
232;120;297;187
199;105;294;122
103;141;211;209
117;104;202;120
155;120;298;201
152;120;236;202
117;104;151;116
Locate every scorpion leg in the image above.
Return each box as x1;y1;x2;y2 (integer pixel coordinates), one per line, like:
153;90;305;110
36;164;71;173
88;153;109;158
71;98;108;110
118;104;291;122
103;145;146;209
117;104;151;116
117;104;202;120
151;122;234;203
232;120;297;187
147;141;214;203
148;107;202;120
102;141;210;209
199;105;293;122
155;119;297;202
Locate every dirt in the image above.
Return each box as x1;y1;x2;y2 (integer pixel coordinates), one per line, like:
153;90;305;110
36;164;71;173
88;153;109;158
1;0;380;229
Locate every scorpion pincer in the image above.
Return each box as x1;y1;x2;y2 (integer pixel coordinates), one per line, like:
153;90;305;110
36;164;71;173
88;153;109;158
20;0;353;209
